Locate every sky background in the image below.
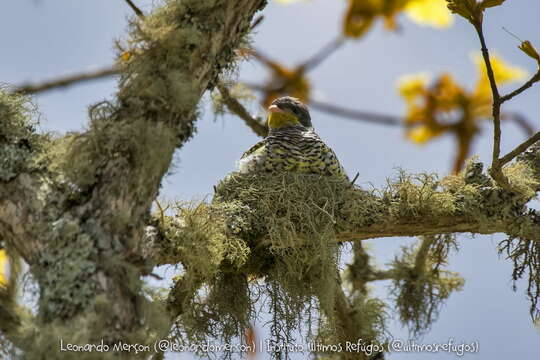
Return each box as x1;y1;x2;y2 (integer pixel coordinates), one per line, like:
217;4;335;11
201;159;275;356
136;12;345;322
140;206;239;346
1;0;539;359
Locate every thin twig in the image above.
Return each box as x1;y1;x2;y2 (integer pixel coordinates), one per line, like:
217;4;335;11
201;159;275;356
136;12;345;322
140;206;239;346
217;83;268;138
310;100;404;126
16;66;118;94
123;0;145;18
350;172;360;185
301;36;346;72
503;112;535;136
250;15;264;30
473;22;513;189
474;20;540;189
367;270;396;281
244;82;406;127
250;49;275;68
501;71;540;103
155;199;169;227
474;23;502;163
252;37;345;75
499;131;540;167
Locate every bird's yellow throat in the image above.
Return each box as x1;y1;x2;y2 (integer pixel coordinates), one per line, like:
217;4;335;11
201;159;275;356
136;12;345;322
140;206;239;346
267;111;300;129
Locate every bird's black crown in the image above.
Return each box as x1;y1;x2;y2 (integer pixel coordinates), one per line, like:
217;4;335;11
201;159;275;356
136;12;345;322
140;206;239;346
271;96;312;128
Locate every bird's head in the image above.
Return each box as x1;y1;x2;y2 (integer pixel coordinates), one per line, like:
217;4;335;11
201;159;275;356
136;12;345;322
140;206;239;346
267;97;312;130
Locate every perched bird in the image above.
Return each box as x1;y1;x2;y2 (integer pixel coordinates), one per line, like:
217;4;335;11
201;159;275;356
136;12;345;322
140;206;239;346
238;97;347;179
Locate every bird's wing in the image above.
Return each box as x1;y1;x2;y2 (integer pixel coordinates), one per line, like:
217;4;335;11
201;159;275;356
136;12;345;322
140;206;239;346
306;130;348;179
240;139;267;159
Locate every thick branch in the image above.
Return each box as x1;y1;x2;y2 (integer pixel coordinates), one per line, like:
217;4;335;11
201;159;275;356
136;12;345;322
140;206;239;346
150;151;540;271
336;216;499;242
1;0;267;353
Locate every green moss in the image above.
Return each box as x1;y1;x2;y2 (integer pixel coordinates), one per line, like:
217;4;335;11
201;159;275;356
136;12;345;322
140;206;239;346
504;161;539;200
57;103;176;194
384;171;457;219
517;142;540;183
12;290;168;360
316;293;387;358
162;162;538;355
164;171;473;352
161;173;352;354
389;236;463;336
499;232;540;321
215;173;347;313
36;218;99;321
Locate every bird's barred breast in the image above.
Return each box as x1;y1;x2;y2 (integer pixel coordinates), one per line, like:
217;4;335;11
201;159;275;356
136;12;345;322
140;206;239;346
238;128;346;178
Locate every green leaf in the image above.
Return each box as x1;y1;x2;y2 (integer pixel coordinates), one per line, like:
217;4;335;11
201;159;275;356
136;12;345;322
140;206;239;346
479;0;506;11
519;41;540;64
445;0;477;23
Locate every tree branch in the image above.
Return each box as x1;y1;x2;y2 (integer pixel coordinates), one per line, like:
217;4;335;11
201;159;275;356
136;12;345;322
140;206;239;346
146;155;540;356
473;23;502;165
123;0;145;18
1;0;267;354
499;131;540;167
15;66;118;94
310;100;403;127
503;112;535;136
501;70;540;103
217;82;268;137
473;21;540;191
151;152;540;270
244;82;405;127
301;36;346;72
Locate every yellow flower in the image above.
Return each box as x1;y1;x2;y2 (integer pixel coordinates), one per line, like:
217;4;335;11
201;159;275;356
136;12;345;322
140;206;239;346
473;52;527;84
408;125;445;143
0;249;8;288
120;51;133;62
405;0;454;28
343;0;378;38
397;53;525;173
473;52;527;99
398;72;430;104
519;40;540;63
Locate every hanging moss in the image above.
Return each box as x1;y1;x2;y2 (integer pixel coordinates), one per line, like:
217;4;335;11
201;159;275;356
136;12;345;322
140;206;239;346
161;173;352;357
389;236;463;337
315;293;388;359
159;159;540;358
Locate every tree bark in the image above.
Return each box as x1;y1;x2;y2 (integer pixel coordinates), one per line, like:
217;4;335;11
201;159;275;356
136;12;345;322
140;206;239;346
0;0;266;355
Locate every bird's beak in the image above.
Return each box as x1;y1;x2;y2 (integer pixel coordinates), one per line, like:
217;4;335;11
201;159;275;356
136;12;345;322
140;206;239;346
268;104;284;113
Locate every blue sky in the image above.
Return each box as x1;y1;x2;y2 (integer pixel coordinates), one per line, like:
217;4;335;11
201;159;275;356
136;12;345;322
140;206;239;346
1;0;539;359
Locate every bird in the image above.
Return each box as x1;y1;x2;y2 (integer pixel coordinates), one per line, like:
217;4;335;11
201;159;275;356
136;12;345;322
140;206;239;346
237;96;347;179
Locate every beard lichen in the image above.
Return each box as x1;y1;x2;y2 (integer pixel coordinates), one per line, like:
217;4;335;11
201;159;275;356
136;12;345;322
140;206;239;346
389;235;464;337
162;165;538;358
162;173;358;358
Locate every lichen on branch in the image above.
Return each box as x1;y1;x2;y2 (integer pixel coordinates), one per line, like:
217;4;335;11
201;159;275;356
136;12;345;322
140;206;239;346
0;0;268;356
152;152;540;357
